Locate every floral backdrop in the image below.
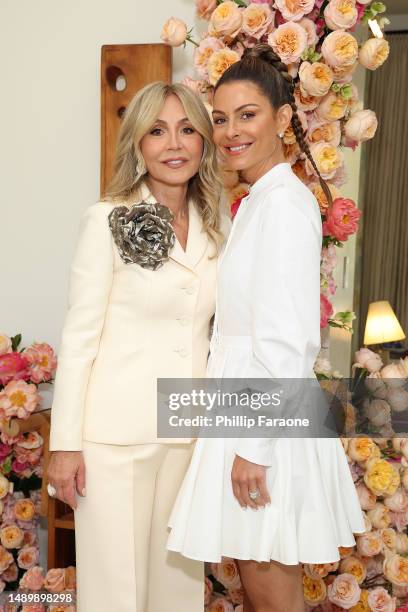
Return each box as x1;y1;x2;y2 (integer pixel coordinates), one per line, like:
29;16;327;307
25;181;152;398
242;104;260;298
0;333;75;611
159;1;408;611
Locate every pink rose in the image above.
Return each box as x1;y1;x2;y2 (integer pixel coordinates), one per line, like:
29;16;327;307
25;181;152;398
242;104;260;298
323;197;361;241
22;343;57;384
274;0;314;21
0;445;12;461
367;587;397;612
0;379;40;420
208;597;234;612
354;347;383;373
44;568;66;592
0;352;30;386
320;293;333;328
19;566;45;590
210;558;241;589
2;561;18;582
328;573;361;608
242;3;274;39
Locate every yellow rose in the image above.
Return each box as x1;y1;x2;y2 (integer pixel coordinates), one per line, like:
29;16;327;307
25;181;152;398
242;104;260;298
321;30;359;68
364;458;400;496
381;527;397;554
356;531;383;557
350;589;370;612
302;574;327;605
367;503;391;529
0;474;12;499
207;48;240;85
359;38;390;70
242;3;274;39
315;91;348;122
308;142;344;180
309;181;341;214
348;437;376;463
339;555;367;584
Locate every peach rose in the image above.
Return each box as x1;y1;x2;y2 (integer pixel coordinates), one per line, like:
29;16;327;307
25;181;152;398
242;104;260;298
205;575;213;605
17;431;43;450
339;556;367;584
395;533;408;554
0;379;40;419
315;91;348;122
274;0;314;21
161;18;188;47
207;48;240;85
307;142;344;180
398;357;408;378
384;489;408;513
48;607;75;612
294;81;320;112
14;499;36;522
268;22;307;64
194;37;225;77
0;545;13;573
339;546;354;558
19;565;45;590
0;475;12;500
208;597;234;611
211;558;241;589
309;181;341;214
196;0;217;20
44;568;66;593
367;503;391;529
21;606;46;612
356;531;383;557
0;335;12;356
359;38;390;71
354;348;383;373
356;483;376;511
387;389;408;412
242;3;274;39
299;61;333;97
381;364;406;387
0;525;24;549
367;586;396;612
364;458;400;497
328;573;361;608
324;0;358;31
209;1;243;39
307;117;341;149
401;467;408;492
298;17;318;46
302;574;327;606
365;399;391;428
345;109;378;143
304;563;333;579
321;30;359;68
17;546;39;570
381;527;398;554
383;553;408;586
2;561;18;582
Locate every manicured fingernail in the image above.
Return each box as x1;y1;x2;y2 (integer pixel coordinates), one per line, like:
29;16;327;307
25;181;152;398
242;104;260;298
81;488;86;496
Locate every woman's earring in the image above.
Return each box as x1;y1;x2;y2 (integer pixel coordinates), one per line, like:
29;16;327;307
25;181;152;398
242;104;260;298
278;132;284;139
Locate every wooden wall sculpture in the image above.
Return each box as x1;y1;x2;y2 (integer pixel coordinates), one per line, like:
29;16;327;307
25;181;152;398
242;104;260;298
100;44;172;195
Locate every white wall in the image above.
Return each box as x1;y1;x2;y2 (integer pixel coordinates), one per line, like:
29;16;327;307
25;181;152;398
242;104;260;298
1;0;198;350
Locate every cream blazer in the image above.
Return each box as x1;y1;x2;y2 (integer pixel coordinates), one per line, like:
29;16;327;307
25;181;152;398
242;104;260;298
49;185;228;450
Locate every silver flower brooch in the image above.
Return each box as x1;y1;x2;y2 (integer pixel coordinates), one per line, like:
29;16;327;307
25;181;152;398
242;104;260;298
108;201;176;271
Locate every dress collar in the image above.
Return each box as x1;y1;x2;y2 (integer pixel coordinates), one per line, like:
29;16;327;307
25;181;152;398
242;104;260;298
247;162;291;198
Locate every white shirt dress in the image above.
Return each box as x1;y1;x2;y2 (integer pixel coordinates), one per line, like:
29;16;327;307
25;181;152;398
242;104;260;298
166;162;366;564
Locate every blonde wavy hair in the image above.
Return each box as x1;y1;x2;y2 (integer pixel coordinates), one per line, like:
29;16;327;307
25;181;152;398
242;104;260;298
102;81;223;249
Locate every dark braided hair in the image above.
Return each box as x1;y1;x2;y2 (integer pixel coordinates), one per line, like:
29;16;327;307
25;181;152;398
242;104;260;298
214;43;333;210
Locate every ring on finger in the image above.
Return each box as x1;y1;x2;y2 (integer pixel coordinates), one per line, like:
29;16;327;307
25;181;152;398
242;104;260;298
248;488;260;500
47;483;57;498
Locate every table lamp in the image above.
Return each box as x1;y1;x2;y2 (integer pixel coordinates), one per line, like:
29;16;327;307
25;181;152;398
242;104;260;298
364;300;406;362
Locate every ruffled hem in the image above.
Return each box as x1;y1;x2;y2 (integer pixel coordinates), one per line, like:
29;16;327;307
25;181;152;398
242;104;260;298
167;436;366;565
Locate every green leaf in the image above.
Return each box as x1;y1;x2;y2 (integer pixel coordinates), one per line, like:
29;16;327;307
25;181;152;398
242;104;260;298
11;334;22;352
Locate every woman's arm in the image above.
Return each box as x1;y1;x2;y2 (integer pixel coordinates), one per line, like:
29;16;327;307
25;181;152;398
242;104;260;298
49;203;114;450
234;188;322;466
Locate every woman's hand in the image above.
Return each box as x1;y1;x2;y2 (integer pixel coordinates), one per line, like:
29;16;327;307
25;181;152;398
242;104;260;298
231;455;271;509
47;451;86;510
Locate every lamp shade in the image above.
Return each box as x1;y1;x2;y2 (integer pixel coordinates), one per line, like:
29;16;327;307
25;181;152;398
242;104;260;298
364;300;406;345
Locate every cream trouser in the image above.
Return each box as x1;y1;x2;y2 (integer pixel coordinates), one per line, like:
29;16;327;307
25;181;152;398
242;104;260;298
73;440;204;612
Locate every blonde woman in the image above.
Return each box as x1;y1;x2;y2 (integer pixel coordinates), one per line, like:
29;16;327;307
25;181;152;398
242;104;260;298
47;82;227;612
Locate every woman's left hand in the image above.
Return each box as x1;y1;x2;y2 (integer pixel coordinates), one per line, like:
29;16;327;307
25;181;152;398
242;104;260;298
231;455;271;509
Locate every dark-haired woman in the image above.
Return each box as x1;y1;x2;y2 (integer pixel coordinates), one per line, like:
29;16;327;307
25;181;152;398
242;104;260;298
167;46;365;611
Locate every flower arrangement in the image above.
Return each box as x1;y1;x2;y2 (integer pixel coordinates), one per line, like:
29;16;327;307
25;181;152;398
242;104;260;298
202;349;408;610
161;0;390;332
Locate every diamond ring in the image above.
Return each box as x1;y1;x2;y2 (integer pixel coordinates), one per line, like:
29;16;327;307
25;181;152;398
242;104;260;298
248;489;260;500
47;483;57;498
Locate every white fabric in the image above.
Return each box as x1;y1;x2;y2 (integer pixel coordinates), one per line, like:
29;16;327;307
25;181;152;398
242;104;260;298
166;162;366;564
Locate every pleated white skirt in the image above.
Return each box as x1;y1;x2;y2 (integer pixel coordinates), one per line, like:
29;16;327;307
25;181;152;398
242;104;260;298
166;336;366;565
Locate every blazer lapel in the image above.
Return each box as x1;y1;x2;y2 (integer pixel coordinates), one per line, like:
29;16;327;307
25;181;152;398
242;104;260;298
137;183;207;273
